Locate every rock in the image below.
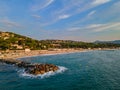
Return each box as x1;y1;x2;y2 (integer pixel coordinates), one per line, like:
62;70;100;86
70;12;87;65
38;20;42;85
40;70;45;74
25;64;59;75
0;59;59;75
53;66;59;71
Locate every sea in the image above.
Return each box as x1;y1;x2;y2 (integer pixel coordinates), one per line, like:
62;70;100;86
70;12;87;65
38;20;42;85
0;50;120;90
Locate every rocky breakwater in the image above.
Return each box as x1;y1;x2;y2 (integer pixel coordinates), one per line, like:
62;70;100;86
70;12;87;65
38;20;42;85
0;59;59;75
25;64;59;75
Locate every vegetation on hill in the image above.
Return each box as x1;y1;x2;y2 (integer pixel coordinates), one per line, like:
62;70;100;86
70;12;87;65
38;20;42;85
0;31;120;50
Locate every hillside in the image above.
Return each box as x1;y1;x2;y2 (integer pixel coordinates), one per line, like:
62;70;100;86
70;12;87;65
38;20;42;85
0;31;41;50
0;31;120;50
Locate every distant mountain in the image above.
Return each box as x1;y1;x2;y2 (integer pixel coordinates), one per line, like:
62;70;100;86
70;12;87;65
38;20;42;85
112;40;120;44
94;40;120;44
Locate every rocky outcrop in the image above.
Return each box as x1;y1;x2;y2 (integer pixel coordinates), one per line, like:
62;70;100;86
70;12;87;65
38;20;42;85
25;64;59;75
0;59;59;75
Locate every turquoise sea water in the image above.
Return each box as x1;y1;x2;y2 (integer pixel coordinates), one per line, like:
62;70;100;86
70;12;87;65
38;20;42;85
0;50;120;90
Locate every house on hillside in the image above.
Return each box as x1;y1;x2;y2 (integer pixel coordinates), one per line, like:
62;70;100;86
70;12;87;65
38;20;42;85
25;48;31;52
11;44;23;49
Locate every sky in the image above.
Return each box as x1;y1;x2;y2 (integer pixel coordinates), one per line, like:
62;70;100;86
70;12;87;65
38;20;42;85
0;0;120;41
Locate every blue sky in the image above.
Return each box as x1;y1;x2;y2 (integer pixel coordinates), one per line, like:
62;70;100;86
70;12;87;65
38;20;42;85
0;0;120;41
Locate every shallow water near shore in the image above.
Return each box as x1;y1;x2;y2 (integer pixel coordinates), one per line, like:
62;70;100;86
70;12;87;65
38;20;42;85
0;50;120;90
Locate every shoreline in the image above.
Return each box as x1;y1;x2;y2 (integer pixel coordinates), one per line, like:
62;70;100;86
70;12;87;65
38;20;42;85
18;50;89;59
0;48;119;59
0;49;85;59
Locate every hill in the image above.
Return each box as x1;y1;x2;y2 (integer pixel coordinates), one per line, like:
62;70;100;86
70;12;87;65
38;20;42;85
112;40;120;44
0;31;41;50
0;31;120;50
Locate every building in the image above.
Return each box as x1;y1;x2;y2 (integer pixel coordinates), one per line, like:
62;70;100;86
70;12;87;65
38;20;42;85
25;48;31;52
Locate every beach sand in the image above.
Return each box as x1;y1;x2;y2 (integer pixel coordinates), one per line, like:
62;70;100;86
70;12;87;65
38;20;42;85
0;49;86;59
0;48;118;59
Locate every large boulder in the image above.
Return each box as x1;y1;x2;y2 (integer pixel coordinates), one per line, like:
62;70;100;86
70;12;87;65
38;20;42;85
25;64;59;75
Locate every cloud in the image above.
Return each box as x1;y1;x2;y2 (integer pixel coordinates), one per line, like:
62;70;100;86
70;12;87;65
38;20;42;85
63;10;96;28
53;1;86;19
85;24;103;29
44;0;111;25
92;23;120;32
67;27;81;31
58;14;70;19
67;22;120;32
32;14;41;19
74;1;120;26
39;1;90;25
29;0;112;26
88;10;96;16
64;1;120;29
31;0;54;11
0;18;22;28
92;0;111;6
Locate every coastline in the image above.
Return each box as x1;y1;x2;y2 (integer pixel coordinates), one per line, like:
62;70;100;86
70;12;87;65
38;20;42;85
17;50;90;59
0;48;119;59
0;49;85;59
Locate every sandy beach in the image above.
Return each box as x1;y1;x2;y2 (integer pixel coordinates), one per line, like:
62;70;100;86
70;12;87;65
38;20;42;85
0;49;86;59
0;48;119;59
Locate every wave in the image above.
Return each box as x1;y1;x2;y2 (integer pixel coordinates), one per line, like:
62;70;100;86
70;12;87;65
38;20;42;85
18;66;67;79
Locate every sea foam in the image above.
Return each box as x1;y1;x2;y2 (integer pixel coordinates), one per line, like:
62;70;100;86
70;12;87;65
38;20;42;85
18;66;67;79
